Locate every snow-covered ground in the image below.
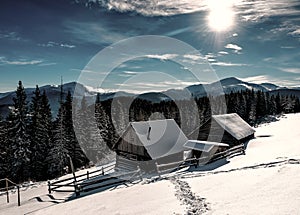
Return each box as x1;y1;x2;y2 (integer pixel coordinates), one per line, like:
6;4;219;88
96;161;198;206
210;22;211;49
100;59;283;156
1;113;300;215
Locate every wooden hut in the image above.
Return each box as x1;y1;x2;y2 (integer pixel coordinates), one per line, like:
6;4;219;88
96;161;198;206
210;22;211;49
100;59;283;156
184;140;229;160
113;119;188;172
188;113;255;147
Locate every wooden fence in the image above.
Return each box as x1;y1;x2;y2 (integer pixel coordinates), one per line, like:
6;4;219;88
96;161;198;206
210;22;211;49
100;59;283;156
156;143;245;175
0;178;21;206
48;163;142;197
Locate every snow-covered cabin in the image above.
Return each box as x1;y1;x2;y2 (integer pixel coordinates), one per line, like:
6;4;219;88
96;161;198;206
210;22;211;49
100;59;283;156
188;113;255;147
113;119;188;172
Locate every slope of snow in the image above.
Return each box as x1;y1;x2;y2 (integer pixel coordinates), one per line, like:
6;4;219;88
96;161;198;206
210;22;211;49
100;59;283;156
184;113;300;214
32;180;185;215
1;114;299;215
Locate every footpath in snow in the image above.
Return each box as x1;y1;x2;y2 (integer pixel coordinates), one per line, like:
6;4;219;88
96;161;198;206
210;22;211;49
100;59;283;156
0;113;299;215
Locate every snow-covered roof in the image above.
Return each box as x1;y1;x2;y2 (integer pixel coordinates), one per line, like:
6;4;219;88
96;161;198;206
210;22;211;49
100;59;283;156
130;119;188;159
184;140;229;153
212;113;255;140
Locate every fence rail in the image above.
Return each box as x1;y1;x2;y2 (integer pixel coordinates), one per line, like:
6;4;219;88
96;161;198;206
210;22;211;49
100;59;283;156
47;163;141;197
0;178;21;206
156;143;245;175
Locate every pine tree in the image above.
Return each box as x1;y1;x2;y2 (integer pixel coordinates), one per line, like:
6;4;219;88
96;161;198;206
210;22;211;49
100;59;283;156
256;90;266;119
29;87;53;180
269;95;277;115
95;100;115;159
63;91;87;169
46;104;69;178
282;95;295;113
248;90;257;125
275;93;282;114
74;96;113;165
294;96;300;113
0;115;9;179
7;81;31;182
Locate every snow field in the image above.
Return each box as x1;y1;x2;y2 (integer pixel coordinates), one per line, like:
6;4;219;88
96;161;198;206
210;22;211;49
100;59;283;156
1;113;299;215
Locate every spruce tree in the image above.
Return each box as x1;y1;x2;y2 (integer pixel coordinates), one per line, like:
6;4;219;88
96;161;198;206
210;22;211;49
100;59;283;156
7;81;31;182
275;93;282;114
294;96;300;113
29;86;53;180
63;91;87;169
256;90;266;119
46;104;69;178
0;115;9;179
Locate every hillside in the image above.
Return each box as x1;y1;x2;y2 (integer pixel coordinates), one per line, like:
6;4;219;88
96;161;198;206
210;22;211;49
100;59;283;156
1;113;299;215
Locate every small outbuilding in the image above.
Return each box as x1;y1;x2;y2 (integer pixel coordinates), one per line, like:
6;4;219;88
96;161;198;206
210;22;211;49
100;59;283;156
184;140;229;160
188;113;255;147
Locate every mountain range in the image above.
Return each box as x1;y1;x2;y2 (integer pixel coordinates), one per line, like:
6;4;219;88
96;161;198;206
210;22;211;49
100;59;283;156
0;77;299;118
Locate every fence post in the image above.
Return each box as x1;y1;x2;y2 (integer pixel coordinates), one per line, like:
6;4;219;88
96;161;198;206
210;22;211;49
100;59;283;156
17;185;20;206
48;181;51;194
155;162;161;178
87;171;89;180
6;178;9;203
102;167;104;175
137;166;142;181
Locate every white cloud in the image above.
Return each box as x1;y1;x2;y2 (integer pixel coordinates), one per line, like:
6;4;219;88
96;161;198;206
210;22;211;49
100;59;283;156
0;57;42;65
114;80;201;93
241;75;271;83
218;51;229;56
0;31;22;41
60;44;76;48
279;68;300;74
182;54;207;65
280;46;296;49
123;71;139;75
80;0;300;21
84;85;107;93
64;21;127;44
70;68;107;75
269;21;300;39
263;57;273;62
241;75;299;87
236;0;300;22
37;62;57;67
183;54;205;61
211;61;248;67
102;0;207;16
39;41;76;49
289;29;300;36
118;71;139;77
225;43;243;53
145;54;178;61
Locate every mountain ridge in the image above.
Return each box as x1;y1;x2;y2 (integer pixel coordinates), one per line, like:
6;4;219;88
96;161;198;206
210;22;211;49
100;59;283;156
0;77;298;117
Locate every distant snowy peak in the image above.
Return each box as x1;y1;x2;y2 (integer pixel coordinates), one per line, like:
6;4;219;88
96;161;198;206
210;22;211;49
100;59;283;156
218;77;283;93
220;77;244;86
260;83;284;91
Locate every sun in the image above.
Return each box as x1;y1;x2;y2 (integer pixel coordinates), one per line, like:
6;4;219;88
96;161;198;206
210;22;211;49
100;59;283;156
206;0;235;32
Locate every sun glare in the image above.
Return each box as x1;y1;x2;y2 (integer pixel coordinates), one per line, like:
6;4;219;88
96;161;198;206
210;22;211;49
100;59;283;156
207;0;235;32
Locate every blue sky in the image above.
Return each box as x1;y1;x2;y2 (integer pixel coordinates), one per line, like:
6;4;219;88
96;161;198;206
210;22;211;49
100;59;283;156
0;0;300;93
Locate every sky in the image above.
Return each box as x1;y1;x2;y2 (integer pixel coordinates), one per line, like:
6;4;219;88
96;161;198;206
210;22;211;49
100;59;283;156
0;0;300;93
